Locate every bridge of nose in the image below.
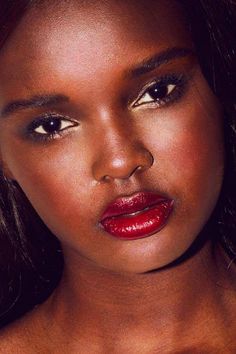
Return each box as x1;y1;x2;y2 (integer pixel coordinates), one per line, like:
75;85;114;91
90;107;153;182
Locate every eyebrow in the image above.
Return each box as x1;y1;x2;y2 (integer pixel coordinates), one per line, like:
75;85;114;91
126;47;195;78
1;47;194;118
0;94;69;118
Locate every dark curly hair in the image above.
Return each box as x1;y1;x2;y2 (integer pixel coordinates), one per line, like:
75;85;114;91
0;0;235;327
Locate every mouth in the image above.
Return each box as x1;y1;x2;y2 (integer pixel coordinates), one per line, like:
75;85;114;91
99;191;174;240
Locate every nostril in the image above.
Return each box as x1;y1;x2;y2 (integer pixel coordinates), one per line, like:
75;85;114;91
100;159;153;183
102;175;112;183
134;165;145;174
92;144;154;183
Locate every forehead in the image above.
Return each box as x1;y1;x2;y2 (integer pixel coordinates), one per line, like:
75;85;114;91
1;0;190;60
0;0;192;100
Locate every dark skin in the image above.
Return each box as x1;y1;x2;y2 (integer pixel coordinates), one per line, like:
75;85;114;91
0;0;236;352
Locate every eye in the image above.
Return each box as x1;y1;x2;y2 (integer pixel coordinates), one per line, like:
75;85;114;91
26;114;79;142
136;83;176;106
133;75;186;108
34;117;75;135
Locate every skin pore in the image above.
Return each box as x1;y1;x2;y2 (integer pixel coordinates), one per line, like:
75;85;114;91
0;0;236;352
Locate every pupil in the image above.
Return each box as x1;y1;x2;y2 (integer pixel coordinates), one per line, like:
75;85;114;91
149;84;168;100
43;119;61;133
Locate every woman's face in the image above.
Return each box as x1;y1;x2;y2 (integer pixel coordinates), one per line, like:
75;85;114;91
0;0;224;273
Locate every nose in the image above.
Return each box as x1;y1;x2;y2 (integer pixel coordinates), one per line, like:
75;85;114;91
92;128;154;183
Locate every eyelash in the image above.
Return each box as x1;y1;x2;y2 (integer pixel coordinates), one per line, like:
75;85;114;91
132;74;187;109
25;74;187;143
26;114;79;142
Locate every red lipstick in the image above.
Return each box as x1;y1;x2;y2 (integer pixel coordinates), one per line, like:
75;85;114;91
100;191;174;240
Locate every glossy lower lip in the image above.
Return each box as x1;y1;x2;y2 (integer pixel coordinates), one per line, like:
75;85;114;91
100;192;174;240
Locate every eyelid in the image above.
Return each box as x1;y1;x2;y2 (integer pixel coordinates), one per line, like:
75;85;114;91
24;112;79;143
32;112;76;122
130;73;187;108
28;112;78;129
34;118;75;134
131;79;158;108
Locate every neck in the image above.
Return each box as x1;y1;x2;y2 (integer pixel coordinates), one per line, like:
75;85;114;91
43;240;236;350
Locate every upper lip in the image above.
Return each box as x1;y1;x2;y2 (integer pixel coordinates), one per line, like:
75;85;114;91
100;191;171;221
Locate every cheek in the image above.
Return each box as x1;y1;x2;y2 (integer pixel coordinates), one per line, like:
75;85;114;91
167;117;224;189
166;122;224;228
0;138;98;236
138;82;224;226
